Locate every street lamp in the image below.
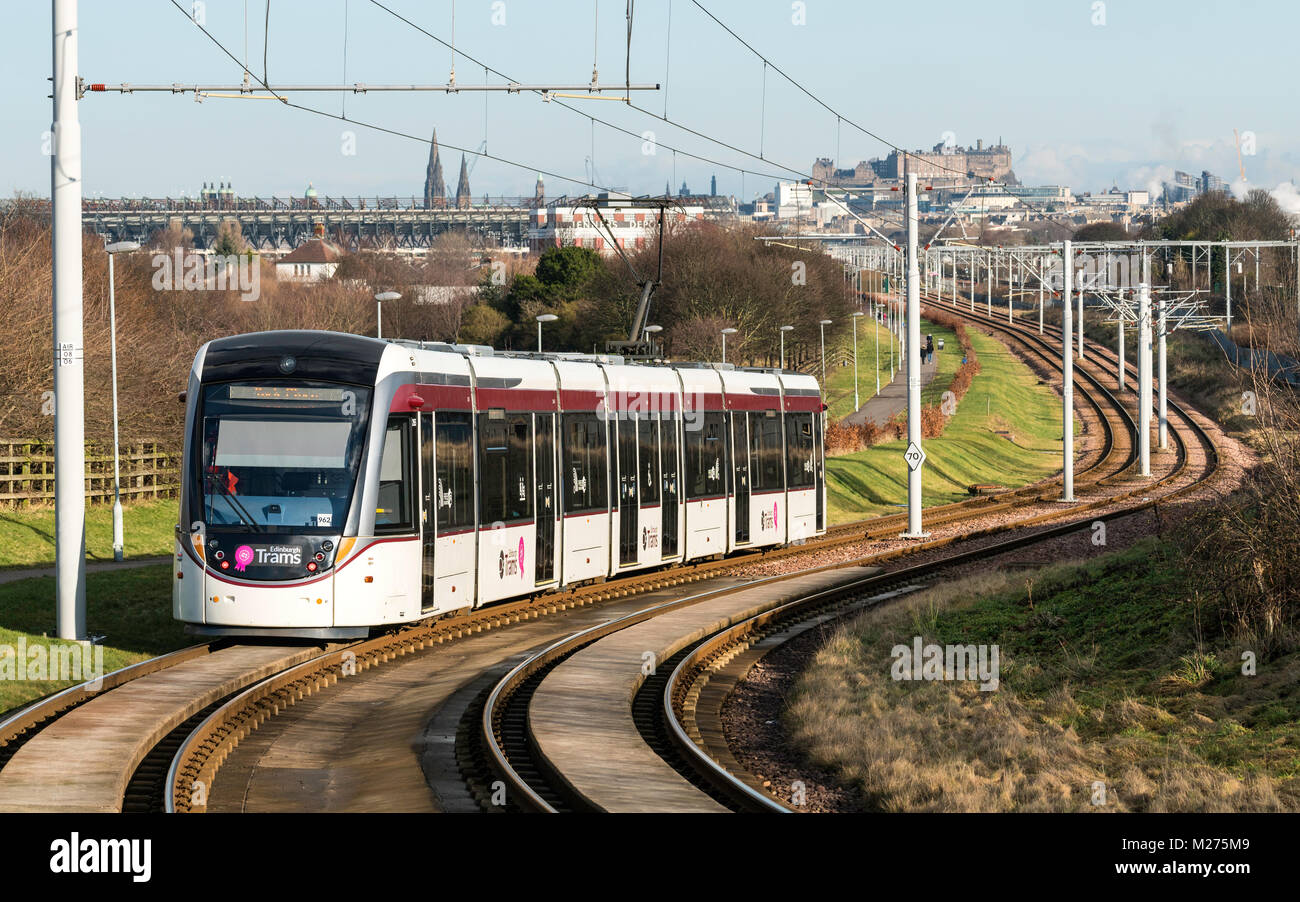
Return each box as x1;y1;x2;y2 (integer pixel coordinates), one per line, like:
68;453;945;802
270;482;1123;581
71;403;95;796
536;312;558;351
851;311;865;411
720;327;737;364
374;291;400;339
818;319;832;387
105;240;139;562
779;325;794;370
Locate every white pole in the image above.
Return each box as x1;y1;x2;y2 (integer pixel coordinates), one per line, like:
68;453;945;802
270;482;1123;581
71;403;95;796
1077;253;1085;359
1038;258;1044;335
986;251;992;317
852;314;860;411
1062;241;1075;502
969;252;975;313
903;172;925;538
1007;254;1013;324
1158;295;1168;450
109;253;123;562
818;324;825;385
377;298;383;339
874;309;880;396
53;0;86;640
1117;291;1126;391
1138;280;1153;477
1225;244;1233;332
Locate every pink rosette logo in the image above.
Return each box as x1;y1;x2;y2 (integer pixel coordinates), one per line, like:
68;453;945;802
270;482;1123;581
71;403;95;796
234;545;254;572
518;537;526;578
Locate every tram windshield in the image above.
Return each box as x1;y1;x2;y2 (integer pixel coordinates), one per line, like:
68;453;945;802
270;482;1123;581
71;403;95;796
196;381;372;531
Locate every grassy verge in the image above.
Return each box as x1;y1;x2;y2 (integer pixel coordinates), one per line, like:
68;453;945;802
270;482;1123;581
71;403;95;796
826;325;1067;523
787;539;1300;811
0;499;176;570
0;564;185;713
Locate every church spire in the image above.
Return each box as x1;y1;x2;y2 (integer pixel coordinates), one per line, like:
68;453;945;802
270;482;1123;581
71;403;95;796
424;128;447;209
455;154;471;209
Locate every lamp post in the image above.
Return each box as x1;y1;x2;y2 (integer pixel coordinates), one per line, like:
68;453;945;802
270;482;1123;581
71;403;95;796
720;327;737;364
851;311;865;411
779;325;794;370
374;291;400;339
105;240;139;562
536;312;559;351
818;319;832;387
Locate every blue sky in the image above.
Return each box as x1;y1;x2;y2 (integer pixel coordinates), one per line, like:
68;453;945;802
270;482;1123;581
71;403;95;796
5;1;1299;202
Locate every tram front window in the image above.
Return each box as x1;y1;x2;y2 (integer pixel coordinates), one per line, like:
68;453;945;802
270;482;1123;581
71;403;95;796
197;381;372;531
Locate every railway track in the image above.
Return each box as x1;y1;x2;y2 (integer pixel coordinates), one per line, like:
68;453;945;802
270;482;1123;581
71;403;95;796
0;302;1221;813
468;304;1227;812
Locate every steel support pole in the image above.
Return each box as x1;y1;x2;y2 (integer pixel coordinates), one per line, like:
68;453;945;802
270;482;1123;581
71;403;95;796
903;172;925;537
852;315;860;411
1038;259;1044;335
1158;296;1168;450
109;253;123;562
986;251;992;317
1138;281;1153;477
1007;254;1013;324
1077;253;1085;360
1225;244;1233;332
969;252;975;312
874;310;880;396
53;0;86;640
1117;295;1126;391
1062;241;1075;502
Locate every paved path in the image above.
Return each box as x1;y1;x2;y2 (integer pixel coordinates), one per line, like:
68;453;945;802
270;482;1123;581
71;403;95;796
0;556;170;585
843;350;940;427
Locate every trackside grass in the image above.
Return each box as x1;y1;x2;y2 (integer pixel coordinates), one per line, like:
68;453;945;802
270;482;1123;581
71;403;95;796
786;539;1300;812
825;325;1068;523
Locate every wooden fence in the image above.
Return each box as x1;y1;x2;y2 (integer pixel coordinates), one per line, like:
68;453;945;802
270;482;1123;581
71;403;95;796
0;440;179;508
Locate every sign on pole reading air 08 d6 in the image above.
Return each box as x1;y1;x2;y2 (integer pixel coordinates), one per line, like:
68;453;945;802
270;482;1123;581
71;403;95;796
905;441;926;472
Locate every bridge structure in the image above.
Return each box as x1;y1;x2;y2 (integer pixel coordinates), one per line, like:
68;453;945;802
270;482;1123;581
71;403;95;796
65;195;545;250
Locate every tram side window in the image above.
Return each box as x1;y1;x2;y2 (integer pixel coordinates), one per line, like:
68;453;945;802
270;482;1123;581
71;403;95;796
479;411;533;524
375;416;415;533
563;413;608;513
750;411;784;491
785;412;816;489
685;411;725;499
435;412;474;533
639;414;660;505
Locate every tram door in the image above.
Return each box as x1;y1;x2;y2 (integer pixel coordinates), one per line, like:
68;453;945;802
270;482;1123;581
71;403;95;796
617;418;638;565
661;415;680;558
815;410;825;532
419;412;436;612
535;413;556;584
732;412;751;544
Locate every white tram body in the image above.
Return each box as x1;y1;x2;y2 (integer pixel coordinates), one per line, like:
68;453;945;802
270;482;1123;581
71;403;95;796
173;331;827;638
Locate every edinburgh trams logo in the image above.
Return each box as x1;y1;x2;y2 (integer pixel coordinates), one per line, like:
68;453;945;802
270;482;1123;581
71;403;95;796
233;544;302;570
641;525;659;550
498;538;527;579
760;503;778;531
